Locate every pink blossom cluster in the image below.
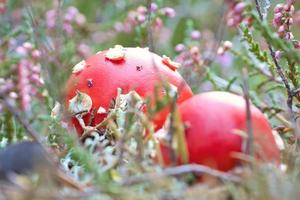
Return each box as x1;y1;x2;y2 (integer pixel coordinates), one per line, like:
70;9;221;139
15;42;44;111
225;0;251;27
0;0;6;14
173;29;207;68
174;45;203;68
217;41;233;56
77;42;92;59
46;6;86;35
272;0;295;40
114;3;176;33
272;0;300;51
190;30;201;41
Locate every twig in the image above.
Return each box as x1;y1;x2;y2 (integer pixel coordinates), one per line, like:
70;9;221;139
203;1;226;66
121;164;241;185
167;93;178;164
253;0;294;121
80;111;116;140
230;49;281;84
242;68;254;157
146;0;155;52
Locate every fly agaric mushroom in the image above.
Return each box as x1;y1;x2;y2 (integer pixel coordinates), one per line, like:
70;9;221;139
65;46;193;135
159;91;281;171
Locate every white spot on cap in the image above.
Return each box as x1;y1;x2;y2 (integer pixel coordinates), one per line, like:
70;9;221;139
105;45;125;61
72;60;86;74
68;91;92;115
162;55;181;71
97;106;107;114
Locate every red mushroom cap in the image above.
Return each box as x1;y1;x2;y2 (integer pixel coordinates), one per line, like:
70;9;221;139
159;91;281;171
65;46;193;135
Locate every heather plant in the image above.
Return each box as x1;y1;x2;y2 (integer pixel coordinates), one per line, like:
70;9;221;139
0;0;300;199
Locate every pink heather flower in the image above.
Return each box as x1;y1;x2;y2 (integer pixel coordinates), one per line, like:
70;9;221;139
287;0;295;5
77;43;91;58
290;6;295;13
18;60;31;110
217;47;225;56
30;74;44;87
275;50;282;59
190;30;201;40
153;17;163;29
63;22;73;34
272;19;279;27
0;0;6;14
137;6;147;15
216;53;233;68
29;87;38;96
274;12;283;24
277;25;286;38
31;65;41;74
16;46;28;56
9;92;18;99
31;50;41;60
284;4;294;13
66;6;79;18
23;42;33;51
75;14;86;26
114;22;124;32
272;1;298;56
137;14;146;23
278;25;285;33
175;44;204;68
287;17;293;25
175;43;185;52
123;22;133;33
274;4;284;13
226;18;235;27
285;32;294;40
161;7;176;18
190;46;200;56
234;2;246;13
223;41;233;50
273;14;284;27
46;6;86;33
295;42;300;50
225;1;252;28
30;65;41;74
13;42;45;111
233;15;243;24
127;11;137;23
150;3;158;12
217;41;233;56
45;9;57;29
64;13;73;22
30;74;41;84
